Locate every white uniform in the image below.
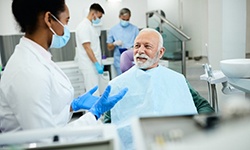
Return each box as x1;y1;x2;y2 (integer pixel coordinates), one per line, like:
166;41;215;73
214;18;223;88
0;37;97;133
75;18;102;96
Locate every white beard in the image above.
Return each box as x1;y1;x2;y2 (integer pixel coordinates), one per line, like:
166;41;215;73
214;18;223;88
134;52;159;69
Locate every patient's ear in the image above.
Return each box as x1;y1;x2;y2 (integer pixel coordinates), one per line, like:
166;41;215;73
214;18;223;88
159;47;165;58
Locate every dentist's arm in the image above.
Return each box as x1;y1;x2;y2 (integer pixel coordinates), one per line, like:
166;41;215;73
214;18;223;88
83;42;103;74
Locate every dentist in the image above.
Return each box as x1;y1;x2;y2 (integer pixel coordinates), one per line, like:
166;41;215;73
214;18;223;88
0;0;127;133
107;8;139;75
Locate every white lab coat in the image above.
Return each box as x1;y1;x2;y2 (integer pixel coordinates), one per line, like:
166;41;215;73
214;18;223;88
0;37;97;133
75;18;102;96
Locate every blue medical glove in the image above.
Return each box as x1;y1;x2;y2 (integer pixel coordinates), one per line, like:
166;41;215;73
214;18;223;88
71;86;99;111
94;62;104;74
89;85;128;119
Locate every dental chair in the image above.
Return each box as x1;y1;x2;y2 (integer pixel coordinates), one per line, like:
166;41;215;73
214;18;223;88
120;49;168;73
120;49;134;73
200;59;248;113
200;63;228;112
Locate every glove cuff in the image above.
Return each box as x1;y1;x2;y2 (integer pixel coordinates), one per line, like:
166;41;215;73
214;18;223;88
71;98;79;111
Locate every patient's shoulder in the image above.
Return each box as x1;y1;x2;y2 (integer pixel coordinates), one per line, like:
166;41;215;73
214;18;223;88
158;65;185;78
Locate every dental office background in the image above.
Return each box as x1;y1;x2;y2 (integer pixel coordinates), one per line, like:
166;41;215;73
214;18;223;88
0;0;249;104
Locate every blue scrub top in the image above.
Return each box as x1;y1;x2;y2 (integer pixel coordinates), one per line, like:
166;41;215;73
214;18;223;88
107;23;139;75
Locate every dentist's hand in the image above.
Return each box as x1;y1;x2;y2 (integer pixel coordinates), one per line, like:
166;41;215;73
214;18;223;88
89;85;128;119
113;40;123;46
94;62;104;74
71;86;99;111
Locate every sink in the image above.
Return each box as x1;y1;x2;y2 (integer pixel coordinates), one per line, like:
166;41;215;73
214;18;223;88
220;59;250;78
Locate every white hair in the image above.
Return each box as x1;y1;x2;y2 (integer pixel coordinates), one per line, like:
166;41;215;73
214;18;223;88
139;28;163;51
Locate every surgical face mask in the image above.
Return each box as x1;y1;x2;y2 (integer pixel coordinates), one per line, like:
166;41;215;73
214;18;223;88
120;20;130;27
134;51;160;69
92;15;101;25
49;14;70;48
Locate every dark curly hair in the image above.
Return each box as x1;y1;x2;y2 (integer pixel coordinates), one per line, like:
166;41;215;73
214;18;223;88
12;0;65;34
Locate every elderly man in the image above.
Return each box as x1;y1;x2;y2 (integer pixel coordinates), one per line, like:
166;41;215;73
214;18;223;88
104;28;214;123
104;28;214;149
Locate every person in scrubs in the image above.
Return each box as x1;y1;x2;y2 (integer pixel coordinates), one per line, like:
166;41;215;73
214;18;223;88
107;8;139;75
0;0;127;133
75;3;105;96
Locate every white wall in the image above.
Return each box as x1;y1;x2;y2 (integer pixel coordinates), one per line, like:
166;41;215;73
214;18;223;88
0;0;147;35
1;0;249;56
208;0;223;69
200;0;209;56
208;0;246;70
222;0;246;59
181;0;205;57
65;0;147;31
0;0;19;35
246;0;250;53
147;0;180;26
147;0;248;58
147;0;207;57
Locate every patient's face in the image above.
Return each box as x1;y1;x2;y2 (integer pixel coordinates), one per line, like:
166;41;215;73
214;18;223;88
133;31;160;69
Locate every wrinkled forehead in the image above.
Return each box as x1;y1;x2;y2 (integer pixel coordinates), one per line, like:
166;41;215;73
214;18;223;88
134;31;159;45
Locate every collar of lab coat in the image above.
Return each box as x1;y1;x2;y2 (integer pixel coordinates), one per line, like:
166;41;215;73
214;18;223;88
22;37;51;61
20;37;73;93
84;18;92;25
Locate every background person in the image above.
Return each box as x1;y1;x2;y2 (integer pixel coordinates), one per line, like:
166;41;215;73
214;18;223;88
106;8;139;75
75;3;105;96
0;0;127;133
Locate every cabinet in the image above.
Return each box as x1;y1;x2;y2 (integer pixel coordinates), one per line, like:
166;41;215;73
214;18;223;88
55;61;85;98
